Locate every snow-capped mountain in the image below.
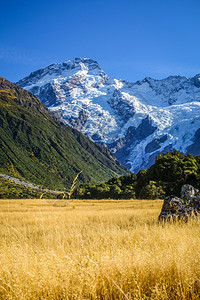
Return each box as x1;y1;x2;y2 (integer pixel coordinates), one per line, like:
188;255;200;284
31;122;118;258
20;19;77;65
17;58;200;172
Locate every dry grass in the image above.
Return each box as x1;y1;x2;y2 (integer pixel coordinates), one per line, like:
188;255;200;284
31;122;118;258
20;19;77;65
0;198;200;299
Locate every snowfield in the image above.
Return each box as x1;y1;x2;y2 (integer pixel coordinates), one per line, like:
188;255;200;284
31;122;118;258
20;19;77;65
17;58;200;172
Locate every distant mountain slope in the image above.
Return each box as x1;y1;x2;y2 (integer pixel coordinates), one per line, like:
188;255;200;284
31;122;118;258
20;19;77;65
0;77;128;190
17;58;200;172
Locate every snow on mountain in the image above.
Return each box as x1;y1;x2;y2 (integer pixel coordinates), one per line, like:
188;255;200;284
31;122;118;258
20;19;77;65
17;58;200;172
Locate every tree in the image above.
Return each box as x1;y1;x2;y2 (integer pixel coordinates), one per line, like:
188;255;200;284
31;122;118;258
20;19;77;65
140;181;165;199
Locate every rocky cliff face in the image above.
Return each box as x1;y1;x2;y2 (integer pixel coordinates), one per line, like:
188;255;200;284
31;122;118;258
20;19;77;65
17;58;200;172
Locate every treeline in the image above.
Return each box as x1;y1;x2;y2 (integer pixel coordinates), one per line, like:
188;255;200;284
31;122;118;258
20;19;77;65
74;150;200;199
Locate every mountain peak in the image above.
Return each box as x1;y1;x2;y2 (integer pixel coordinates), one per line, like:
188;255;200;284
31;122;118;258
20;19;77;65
17;58;104;88
62;57;102;71
17;60;200;173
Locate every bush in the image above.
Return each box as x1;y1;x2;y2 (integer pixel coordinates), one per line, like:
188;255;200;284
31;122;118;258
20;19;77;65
140;181;165;199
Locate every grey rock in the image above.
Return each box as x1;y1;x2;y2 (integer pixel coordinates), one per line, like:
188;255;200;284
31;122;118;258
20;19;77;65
108;117;157;169
108;89;135;122
35;83;58;106
145;135;167;153
145;151;160;169
191;74;200;88
187;128;200;155
68;108;88;131
159;184;200;221
181;184;199;201
0;173;64;195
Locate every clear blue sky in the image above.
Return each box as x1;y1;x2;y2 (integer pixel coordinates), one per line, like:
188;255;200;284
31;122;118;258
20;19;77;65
1;0;200;83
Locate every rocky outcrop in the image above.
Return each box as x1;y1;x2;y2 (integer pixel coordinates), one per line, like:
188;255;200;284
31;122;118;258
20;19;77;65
159;184;200;221
0;174;63;195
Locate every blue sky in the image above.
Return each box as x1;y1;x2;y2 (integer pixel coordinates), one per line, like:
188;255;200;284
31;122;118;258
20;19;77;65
1;0;200;82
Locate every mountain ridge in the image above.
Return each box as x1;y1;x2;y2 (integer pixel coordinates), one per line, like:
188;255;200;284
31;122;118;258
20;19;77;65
17;58;200;172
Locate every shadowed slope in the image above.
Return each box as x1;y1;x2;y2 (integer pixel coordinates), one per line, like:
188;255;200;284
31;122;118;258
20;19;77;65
0;77;128;190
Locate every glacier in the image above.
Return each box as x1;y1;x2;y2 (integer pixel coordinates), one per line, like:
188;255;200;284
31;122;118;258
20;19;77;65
17;57;200;172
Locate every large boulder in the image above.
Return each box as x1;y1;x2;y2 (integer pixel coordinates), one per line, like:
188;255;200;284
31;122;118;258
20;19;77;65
158;184;200;221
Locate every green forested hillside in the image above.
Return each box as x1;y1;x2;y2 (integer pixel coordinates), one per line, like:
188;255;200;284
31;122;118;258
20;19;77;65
0;177;56;199
0;77;128;191
75;150;200;199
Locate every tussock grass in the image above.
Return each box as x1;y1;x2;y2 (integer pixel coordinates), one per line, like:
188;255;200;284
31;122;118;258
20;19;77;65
0;199;200;299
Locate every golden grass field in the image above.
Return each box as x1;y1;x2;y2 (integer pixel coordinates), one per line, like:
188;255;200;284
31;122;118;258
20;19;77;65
0;198;200;299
